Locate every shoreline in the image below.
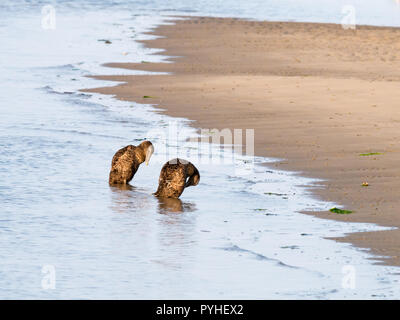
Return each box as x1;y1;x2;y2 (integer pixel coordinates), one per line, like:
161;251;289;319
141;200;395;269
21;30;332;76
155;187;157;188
83;16;400;266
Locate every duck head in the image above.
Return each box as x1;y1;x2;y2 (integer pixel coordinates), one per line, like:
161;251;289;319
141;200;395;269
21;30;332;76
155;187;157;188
139;140;154;165
185;164;200;188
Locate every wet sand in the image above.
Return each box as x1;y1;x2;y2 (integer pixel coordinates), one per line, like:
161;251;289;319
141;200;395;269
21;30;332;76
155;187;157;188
84;17;400;266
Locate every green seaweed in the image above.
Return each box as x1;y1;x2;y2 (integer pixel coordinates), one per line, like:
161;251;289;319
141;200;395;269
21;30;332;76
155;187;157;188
143;95;154;98
281;245;299;250
359;152;382;156
264;192;287;196
329;207;353;214
98;39;112;44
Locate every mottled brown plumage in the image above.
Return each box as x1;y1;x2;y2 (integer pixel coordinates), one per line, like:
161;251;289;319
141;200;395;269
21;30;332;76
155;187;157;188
154;158;200;198
109;141;154;185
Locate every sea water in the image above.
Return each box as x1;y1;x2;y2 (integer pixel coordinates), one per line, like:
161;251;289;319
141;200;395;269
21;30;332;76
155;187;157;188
1;0;400;299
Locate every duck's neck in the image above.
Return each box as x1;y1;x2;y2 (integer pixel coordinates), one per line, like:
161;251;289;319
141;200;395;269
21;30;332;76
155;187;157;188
135;147;146;164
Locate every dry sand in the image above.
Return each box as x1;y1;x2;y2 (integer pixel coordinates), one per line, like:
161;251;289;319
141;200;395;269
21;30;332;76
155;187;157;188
84;17;400;266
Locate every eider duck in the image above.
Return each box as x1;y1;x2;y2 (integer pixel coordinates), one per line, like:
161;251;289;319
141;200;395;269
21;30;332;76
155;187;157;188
154;158;200;198
109;141;154;185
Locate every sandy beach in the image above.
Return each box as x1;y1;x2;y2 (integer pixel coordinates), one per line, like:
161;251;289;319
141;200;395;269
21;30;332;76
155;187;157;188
85;17;400;266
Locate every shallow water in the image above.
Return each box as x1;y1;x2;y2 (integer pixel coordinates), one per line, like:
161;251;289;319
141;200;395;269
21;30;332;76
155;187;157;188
1;1;400;299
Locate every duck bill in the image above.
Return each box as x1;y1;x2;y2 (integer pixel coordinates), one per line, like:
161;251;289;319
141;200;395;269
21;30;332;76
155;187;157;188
145;144;154;166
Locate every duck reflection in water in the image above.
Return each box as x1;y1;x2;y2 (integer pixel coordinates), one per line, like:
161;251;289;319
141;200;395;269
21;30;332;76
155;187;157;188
109;184;151;214
156;197;197;214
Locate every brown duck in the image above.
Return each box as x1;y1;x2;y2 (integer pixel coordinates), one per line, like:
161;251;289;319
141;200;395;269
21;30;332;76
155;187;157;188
154;158;200;198
109;141;154;185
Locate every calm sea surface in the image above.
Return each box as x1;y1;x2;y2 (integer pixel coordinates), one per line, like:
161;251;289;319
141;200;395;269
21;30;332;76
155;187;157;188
1;0;400;299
